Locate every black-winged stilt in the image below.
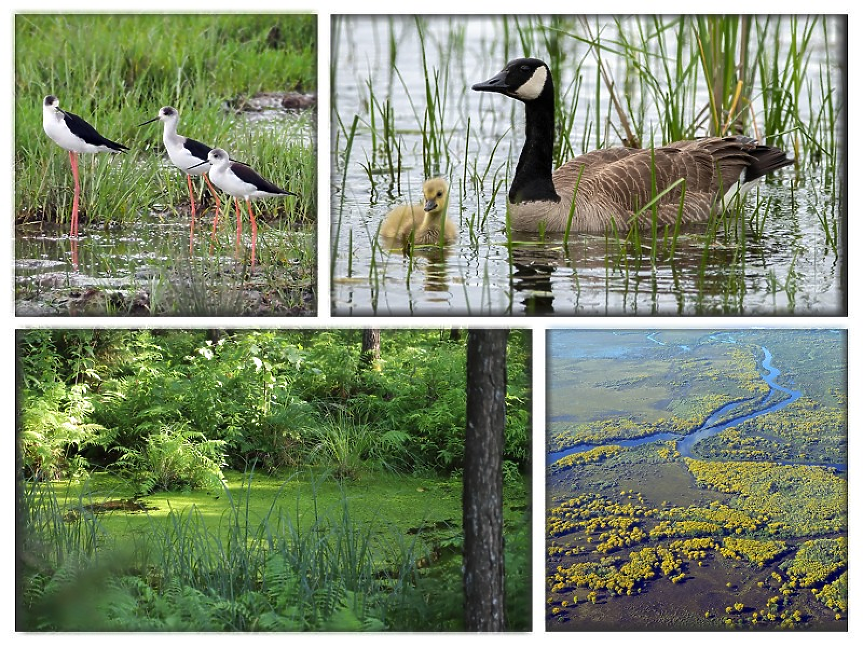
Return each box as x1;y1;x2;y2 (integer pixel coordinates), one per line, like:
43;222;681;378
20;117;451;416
191;148;297;268
41;95;128;238
138;106;223;252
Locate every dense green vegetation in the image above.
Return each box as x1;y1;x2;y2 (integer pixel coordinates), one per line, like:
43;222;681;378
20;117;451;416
546;330;847;630
17;329;531;631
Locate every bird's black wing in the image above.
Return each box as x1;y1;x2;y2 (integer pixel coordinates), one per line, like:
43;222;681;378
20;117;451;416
231;162;294;195
62;109;129;152
182;136;213;162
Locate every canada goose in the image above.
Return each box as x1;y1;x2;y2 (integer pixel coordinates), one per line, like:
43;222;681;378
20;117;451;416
472;58;794;234
379;177;457;245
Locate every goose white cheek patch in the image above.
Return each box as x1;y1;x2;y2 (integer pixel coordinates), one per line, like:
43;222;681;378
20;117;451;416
513;66;548;101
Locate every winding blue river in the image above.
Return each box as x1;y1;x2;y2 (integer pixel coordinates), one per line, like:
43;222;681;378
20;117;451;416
546;342;842;469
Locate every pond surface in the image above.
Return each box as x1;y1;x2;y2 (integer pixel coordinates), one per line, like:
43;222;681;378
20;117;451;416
16;104;316;317
15;215;315;316
330;16;844;316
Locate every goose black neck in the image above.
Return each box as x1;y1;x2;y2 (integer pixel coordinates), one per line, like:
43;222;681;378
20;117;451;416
510;88;559;204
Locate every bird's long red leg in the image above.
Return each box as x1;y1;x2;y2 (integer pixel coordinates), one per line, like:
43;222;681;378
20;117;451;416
204;175;221;240
69;151;80;238
234;198;243;258
187;174;196;255
246;198;258;269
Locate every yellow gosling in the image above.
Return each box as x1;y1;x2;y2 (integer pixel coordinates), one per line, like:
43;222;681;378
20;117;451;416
379;177;456;246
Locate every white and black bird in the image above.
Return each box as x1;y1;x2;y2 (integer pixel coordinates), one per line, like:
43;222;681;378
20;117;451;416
191;148;297;267
472;58;794;234
42;95;128;238
139;106;224;252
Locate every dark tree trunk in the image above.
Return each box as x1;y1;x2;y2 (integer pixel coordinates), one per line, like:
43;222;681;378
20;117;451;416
360;329;381;369
463;329;508;632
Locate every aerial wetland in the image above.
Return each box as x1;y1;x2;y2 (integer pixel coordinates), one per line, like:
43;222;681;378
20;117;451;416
546;329;847;630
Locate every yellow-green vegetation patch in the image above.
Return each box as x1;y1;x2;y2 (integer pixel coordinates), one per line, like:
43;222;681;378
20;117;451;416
683;458;846;536
720;537;787;566
549;544;687;600
780;537;847;587
655;502;764;536
705;397;847;464
549;445;622;472
814;570;847;615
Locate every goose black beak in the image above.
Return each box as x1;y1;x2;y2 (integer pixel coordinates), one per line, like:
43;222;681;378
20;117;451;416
137;116;160;127
472;69;510;94
424;198;438;212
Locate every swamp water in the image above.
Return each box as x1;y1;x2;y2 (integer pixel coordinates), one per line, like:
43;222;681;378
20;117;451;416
15;106;315;317
330;16;843;316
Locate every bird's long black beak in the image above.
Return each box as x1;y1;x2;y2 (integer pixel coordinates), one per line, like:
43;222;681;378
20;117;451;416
137;116;160;127
189;160;208;169
472;69;510;94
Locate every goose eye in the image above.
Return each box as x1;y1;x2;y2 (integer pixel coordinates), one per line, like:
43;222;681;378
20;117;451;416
437;191;443;197
521;65;531;71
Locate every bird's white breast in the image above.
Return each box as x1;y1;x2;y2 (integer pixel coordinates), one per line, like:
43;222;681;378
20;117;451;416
209;164;254;198
165;138;210;175
42;111;97;153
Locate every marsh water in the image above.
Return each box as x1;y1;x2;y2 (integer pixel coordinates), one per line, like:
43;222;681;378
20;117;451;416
14;216;314;316
330;16;843;316
15;106;315;317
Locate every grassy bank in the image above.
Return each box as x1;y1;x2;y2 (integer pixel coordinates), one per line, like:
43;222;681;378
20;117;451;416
15;13;317;227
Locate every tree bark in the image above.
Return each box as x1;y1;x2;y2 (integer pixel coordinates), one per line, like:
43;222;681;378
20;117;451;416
463;329;508;631
360;329;381;370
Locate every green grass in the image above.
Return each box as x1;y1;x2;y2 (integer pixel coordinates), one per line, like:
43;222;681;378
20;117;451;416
15;14;316;227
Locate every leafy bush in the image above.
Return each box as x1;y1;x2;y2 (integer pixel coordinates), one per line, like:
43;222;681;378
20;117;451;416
19;383;106;480
17;331;110;479
18;329;532;480
115;425;226;495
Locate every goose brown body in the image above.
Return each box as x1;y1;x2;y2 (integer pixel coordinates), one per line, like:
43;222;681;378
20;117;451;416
380;177;457;245
473;58;794;233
